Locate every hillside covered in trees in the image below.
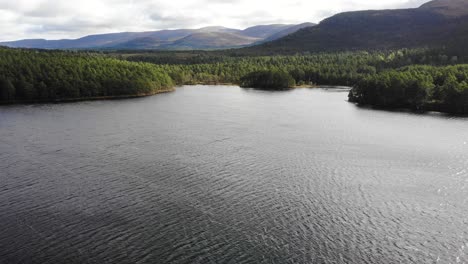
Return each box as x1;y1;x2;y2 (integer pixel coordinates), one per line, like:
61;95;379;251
0;48;174;103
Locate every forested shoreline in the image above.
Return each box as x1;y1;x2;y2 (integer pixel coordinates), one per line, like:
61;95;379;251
349;65;468;114
122;48;468;113
0;48;174;103
1;47;467;114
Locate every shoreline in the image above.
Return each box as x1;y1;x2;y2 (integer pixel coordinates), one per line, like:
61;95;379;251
350;101;468;117
0;88;175;105
0;84;348;106
1;84;465;115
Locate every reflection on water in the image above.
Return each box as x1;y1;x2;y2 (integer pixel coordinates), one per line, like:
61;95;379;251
0;85;467;263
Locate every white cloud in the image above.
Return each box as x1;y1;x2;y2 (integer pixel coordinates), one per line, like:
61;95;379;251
0;0;429;41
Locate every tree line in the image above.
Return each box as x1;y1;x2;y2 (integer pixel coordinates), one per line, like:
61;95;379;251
0;47;174;102
1;47;467;114
122;48;468;114
349;65;468;114
240;70;296;90
122;48;467;86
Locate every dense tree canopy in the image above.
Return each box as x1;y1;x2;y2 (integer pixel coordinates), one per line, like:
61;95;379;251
123;48;468;114
349;65;468;114
0;48;174;102
240;70;296;90
122;48;467;86
1;47;468;114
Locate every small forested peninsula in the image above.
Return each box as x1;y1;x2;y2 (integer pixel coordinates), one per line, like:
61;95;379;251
349;65;468;114
240;70;296;90
0;48;174;103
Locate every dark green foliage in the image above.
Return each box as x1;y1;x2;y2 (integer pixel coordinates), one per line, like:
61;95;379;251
0;78;15;101
0;47;174;103
2;46;468;114
240;70;296;90
121;48;468;86
121;48;468;114
349;65;468;114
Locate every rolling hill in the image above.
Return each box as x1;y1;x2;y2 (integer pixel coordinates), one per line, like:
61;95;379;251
0;24;314;50
420;0;468;17
157;32;262;50
261;23;317;43
242;0;468;55
240;24;293;38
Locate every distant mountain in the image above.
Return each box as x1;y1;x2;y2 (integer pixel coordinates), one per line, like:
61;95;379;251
0;24;313;50
242;0;468;55
240;24;293;38
261;23;316;43
420;0;468;17
2;32;153;49
110;29;196;49
196;26;241;34
158;32;262;50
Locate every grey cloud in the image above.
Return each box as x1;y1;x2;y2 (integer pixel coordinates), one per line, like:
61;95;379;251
315;10;337;21
27;20;115;34
0;1;20;11
227;10;288;27
24;2;71;18
398;0;430;8
149;13;210;29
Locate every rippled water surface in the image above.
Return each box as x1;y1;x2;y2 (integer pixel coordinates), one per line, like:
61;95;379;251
1;85;468;264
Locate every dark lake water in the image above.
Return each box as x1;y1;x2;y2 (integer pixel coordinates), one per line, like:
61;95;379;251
1;85;467;264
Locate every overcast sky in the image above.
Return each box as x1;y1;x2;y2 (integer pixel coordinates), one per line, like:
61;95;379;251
0;0;430;41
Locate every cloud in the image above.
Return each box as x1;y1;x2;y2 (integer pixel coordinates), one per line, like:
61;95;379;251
397;0;430;8
0;0;431;41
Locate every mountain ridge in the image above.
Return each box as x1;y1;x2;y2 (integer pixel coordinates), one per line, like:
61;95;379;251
0;23;315;50
240;0;468;55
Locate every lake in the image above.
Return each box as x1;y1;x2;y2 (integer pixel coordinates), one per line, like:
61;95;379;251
0;85;467;263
